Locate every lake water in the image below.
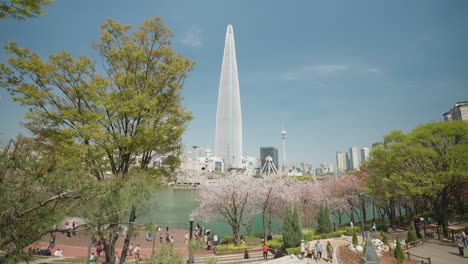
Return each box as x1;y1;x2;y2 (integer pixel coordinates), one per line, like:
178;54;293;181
137;187;399;237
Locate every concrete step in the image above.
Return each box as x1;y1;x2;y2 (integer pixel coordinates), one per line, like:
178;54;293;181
194;251;265;264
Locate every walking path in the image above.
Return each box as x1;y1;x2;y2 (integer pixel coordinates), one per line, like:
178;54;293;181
406;237;467;264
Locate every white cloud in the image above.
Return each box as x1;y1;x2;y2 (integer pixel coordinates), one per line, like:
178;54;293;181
180;27;202;47
303;64;349;75
367;67;380;73
280;72;298;81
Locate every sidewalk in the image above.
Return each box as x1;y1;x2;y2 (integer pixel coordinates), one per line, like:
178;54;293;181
407;237;467;264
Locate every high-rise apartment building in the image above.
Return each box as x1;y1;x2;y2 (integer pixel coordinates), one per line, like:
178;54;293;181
260;147;279;172
345;152;351;171
360;147;370;162
215;25;243;168
336;152;345;172
350;146;359;170
443;101;468;121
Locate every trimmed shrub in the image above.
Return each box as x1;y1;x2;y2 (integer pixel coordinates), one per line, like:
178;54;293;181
220;236;234;244
352;232;358;246
320;234;329;239
243;235;259;242
380;231;388;245
407;222;417;243
303;229;317;241
215;245;252;253
329;230;346;238
285;247;300;255
394;238;405;262
345;226;361;236
377;223;389;232
265;239;283;249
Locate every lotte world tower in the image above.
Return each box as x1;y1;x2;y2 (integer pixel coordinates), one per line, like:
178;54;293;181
215;25;243;169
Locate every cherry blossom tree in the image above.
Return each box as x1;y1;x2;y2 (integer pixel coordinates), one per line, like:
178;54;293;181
193;176;256;246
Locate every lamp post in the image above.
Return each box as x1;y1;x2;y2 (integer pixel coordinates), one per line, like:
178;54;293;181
358;192;366;242
189;216;194;240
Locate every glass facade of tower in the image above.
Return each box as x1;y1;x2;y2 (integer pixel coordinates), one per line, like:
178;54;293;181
215;25;243;168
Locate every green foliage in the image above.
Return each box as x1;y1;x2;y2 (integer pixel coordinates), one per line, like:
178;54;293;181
220;236;234;244
366;121;468;233
329;230;346;238
187;239;204;255
148;244;183;264
207;258;217;264
407;222;417;243
376;223;389;232
0;15;194;263
215;245;252;252
265;239;283;249
345;226;361;236
352;232;358;246
303;229;317;241
380;231;389;245
282;203;303;248
285;247;300;255
0;0;53;20
394;238;405;262
0;137;85;263
317;204;334;234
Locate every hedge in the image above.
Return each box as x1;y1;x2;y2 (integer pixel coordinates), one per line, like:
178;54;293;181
344;226;361;236
265;239;283;249
285;247;300;255
215;245;252;253
377;223;388;232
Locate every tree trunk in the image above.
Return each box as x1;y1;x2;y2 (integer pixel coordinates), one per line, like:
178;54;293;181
86;231;93;264
104;231;118;264
120;206;137;264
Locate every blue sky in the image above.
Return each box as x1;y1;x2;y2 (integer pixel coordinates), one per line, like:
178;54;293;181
0;0;467;166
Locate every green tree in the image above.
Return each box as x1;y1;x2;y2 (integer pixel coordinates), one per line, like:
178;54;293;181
0;136;85;264
407;222;417;243
317;204;333;234
394;238;405;262
0;0;53;20
388;121;468;236
352;232;358;246
0;16;194;263
282;203;303;248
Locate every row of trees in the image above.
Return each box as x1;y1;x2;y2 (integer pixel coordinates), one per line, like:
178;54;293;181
193;174;364;246
360;121;468;236
194;121;468;245
0;16;194;263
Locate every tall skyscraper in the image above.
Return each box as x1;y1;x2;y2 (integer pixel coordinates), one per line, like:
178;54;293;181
443;101;468;121
336;152;345;172
260;147;279;172
360;147;370;162
350;146;359;170
215;25;243;168
345;152;351;171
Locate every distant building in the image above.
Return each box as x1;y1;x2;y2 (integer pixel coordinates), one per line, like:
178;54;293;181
345;152;352;171
443;101;468;121
360;147;370;163
336;152;345;172
260;147;279;172
350;146;359;170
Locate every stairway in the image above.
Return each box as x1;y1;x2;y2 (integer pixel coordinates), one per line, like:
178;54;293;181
194;250;266;264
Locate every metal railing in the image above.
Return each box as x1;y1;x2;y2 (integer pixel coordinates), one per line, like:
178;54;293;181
406;252;431;264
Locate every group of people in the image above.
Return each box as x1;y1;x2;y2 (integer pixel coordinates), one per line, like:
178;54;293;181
300;239;334;263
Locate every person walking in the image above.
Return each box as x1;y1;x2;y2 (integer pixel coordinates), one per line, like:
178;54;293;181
134;244;141;260
128;243;133;256
461;229;467;247
96;244;103;257
315;239;323;261
262;243;268;260
457;236;465;256
300;240;306;259
307;240;314;259
326;241;334;263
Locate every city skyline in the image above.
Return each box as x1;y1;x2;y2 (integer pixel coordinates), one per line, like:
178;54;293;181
0;0;467;164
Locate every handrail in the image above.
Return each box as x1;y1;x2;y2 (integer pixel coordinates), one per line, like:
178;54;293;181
406;252;431;264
